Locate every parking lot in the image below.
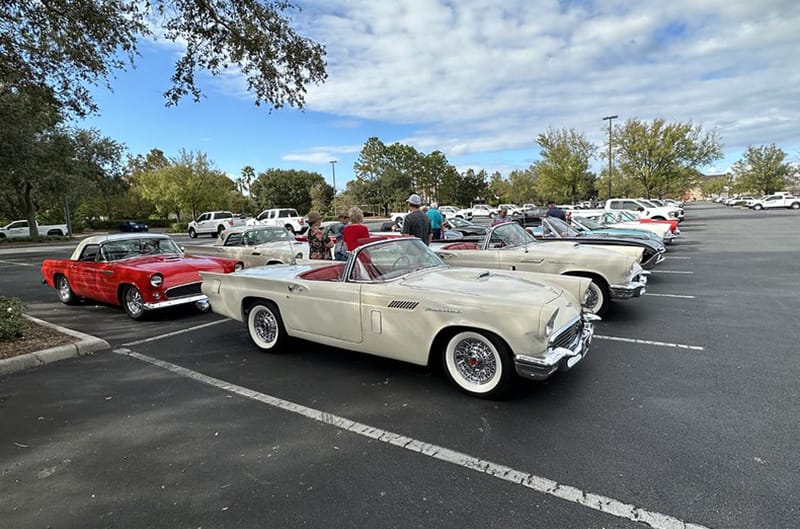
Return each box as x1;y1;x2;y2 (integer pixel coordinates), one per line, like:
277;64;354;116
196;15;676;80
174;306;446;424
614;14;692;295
1;203;798;529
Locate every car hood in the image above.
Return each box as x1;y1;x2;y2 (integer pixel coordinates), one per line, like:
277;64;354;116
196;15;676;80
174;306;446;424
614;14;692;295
120;255;230;275
399;267;564;305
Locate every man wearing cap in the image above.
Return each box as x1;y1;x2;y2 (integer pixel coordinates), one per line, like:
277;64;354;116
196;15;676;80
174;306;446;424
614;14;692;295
402;193;432;245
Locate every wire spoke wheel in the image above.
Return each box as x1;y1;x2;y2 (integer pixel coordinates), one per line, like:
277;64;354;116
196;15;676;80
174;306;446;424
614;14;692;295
247;302;286;352
443;331;511;397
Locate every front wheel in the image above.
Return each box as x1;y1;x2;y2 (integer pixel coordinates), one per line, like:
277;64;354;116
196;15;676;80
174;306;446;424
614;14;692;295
188;228;197;238
753;204;763;210
55;275;77;305
581;279;610;316
246;302;287;353
442;331;513;398
122;285;146;320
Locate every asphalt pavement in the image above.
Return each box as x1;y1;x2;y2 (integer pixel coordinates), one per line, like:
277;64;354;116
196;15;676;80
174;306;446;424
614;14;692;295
1;203;799;529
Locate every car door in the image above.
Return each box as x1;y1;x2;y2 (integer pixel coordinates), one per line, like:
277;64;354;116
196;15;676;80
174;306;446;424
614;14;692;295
68;244;117;303
6;221;29;238
279;275;363;343
194;213;210;233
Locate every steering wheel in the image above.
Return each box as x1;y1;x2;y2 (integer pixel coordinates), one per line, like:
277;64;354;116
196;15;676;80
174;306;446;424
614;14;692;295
391;255;411;271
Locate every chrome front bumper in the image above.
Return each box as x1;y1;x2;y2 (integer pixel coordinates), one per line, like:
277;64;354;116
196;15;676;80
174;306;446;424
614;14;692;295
642;252;666;269
514;314;598;381
143;294;209;311
610;271;648;300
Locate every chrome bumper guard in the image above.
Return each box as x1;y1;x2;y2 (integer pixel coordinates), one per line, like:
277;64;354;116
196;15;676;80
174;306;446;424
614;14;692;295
143;294;209;311
610;271;649;300
514;314;599;380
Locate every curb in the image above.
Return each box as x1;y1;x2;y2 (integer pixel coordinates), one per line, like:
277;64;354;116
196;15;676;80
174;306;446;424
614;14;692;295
0;315;110;376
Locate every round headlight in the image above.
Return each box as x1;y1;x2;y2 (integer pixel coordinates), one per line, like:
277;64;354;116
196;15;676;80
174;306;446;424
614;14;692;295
234;262;244;272
150;274;163;287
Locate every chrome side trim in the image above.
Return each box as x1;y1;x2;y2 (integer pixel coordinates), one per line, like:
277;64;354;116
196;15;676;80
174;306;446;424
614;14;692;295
143;294;208;310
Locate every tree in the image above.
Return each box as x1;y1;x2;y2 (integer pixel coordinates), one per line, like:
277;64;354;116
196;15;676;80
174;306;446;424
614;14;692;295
1;0;327;116
534;128;597;203
454;169;489;206
701;175;729;197
614;118;723;199
487;171;511;205
250;169;330;214
731;144;791;195
507;167;540;205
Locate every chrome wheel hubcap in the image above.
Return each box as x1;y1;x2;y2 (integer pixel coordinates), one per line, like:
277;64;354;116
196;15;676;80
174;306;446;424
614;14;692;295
126;289;143;316
254;308;278;345
58;278;70;300
584;285;601;313
453;338;497;385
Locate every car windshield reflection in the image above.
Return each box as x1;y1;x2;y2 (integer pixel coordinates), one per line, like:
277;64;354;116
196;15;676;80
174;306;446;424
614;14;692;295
486;223;537;249
242;227;291;245
99;237;182;261
348;238;445;282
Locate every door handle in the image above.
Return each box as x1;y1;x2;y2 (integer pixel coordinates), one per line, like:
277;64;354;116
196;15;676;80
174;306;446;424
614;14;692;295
101;270;114;275
251;251;261;256
287;284;304;292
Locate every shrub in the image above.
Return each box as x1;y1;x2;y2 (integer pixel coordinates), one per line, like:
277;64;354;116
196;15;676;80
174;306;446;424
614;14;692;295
0;296;26;341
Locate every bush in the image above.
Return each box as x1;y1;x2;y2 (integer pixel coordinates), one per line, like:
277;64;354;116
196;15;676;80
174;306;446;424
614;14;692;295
168;222;185;233
0;297;26;341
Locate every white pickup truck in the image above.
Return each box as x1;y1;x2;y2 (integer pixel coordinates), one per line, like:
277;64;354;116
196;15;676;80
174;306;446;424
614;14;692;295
0;220;69;239
247;208;307;234
188;211;245;238
605;198;683;222
749;193;800;210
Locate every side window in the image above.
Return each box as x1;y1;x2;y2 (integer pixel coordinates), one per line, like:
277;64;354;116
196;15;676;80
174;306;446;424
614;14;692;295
217;212;232;219
224;233;243;246
622;201;639;210
10;221;28;229
197;214;209;222
279;210;290;218
79;244;100;262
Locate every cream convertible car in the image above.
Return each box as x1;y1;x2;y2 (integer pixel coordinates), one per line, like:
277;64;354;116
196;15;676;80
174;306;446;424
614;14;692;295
201;238;597;398
184;225;310;267
432;222;648;315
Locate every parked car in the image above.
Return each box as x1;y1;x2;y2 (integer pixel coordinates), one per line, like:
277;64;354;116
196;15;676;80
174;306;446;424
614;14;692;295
432;222;648;315
188;211;244;238
201;237;597;398
576;210;676;244
247;208;308;234
41;233;243;319
605;198;683;222
749;194;800;210
184;225;312;266
442;217;488;237
529;216;665;269
119;220;149;232
570;215;664;243
0;220;69;239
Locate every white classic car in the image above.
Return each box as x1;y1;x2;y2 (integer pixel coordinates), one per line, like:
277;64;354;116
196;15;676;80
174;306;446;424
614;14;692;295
201;237;597;398
431;222;648;315
183;225;312;267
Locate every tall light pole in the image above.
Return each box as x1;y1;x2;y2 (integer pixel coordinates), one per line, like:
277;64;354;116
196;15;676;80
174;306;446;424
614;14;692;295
602;115;618;199
329;160;337;193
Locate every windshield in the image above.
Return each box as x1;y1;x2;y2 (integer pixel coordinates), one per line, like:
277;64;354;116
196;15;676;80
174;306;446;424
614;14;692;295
572;216;603;230
487;222;537;249
448;217;478;228
99;237;182;261
617;210;639;221
349;238;445;282
544;217;579;237
242;227;291;245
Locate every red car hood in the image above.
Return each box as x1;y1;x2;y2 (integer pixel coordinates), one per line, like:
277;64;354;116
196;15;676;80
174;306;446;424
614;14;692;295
120;255;231;287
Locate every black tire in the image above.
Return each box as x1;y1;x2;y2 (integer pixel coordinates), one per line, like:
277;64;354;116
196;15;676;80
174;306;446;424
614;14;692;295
753;204;763;210
215;225;225;237
284;224;296;235
189;228;197;238
791;202;800;210
565;274;610;316
55;275;77;305
246;301;287;353
122;285;146;320
442;330;514;398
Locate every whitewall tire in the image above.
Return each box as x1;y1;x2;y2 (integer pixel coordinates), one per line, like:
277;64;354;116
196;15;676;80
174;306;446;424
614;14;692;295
247;302;287;353
443;331;512;398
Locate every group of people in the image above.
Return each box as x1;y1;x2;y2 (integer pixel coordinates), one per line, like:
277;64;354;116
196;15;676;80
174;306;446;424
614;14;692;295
305;196;569;261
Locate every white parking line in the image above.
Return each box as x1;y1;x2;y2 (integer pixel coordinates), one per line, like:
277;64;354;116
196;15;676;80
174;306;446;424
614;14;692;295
651;270;694;274
595;335;704;351
112;347;713;529
645;293;696;299
121;319;230;346
0;259;35;267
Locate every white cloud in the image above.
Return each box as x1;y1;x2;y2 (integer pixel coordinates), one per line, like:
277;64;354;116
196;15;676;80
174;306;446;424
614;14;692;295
286;0;800;170
282;144;363;164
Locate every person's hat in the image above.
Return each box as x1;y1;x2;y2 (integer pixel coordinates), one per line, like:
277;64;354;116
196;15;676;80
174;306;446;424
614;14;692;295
407;193;422;206
307;211;322;223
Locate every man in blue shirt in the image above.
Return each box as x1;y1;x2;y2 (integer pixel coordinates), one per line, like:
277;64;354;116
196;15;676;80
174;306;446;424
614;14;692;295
426;203;444;241
546;200;566;220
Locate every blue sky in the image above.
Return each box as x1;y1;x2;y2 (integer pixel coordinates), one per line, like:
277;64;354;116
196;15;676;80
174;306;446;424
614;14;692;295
79;0;800;190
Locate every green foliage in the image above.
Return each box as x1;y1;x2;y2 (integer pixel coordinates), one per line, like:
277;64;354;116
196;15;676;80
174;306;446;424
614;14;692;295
0;296;26;341
507;168;541;204
731;144;791;195
250;169;330;214
614;118;723;199
702;176;729;197
453;169;489;206
487;172;512;204
1;0;327;117
534;128;597;203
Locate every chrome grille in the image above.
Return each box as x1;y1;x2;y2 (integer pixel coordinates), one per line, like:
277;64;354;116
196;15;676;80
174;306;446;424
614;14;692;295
550;318;582;349
165;282;202;299
387;300;419;310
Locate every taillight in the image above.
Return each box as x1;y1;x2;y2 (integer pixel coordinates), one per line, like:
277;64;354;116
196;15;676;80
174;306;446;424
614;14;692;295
298;219;304;225
227;219;233;226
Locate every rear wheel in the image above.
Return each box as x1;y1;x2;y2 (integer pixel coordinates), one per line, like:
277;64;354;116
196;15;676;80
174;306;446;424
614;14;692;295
47;229;64;236
215;225;225;237
55;275;77;305
122;285;146;320
791;202;800;210
442;330;513;398
246;301;287;353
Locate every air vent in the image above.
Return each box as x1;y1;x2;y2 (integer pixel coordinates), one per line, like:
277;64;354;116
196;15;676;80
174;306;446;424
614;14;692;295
387;300;419;310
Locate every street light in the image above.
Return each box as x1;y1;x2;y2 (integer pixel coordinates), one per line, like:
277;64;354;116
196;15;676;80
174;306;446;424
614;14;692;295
329;160;337;192
602;115;618;200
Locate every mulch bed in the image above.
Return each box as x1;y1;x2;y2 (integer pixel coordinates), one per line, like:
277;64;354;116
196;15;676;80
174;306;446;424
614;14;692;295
0;320;78;360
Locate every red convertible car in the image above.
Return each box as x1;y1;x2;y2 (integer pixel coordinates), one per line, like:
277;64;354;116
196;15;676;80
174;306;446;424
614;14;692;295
41;233;243;319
